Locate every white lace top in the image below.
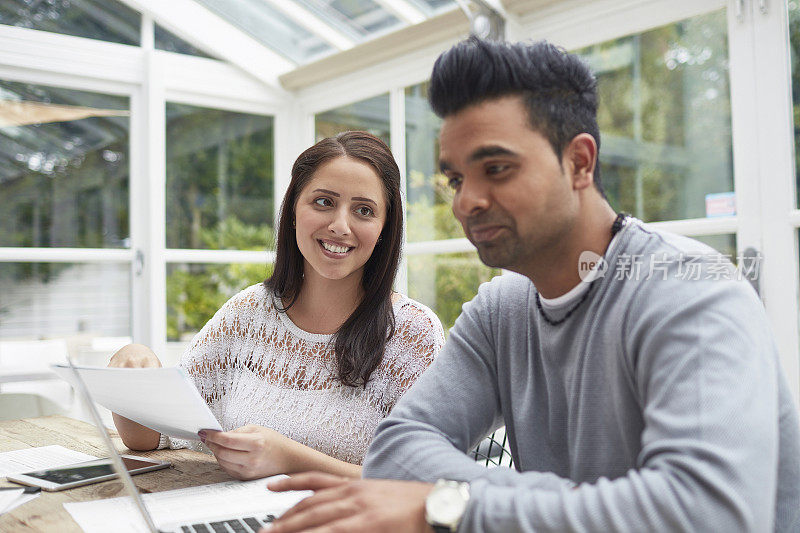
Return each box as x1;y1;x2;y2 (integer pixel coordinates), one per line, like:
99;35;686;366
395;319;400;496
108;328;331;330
165;283;445;465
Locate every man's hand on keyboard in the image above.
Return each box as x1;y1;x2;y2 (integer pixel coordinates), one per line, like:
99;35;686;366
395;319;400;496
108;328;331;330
265;472;434;533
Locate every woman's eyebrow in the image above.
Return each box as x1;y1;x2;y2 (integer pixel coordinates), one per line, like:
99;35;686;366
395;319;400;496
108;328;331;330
352;196;377;206
314;189;377;206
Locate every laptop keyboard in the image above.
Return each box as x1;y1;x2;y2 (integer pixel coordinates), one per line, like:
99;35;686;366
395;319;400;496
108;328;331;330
178;514;276;533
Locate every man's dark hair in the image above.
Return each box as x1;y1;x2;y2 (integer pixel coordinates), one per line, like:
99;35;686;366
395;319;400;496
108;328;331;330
429;37;605;195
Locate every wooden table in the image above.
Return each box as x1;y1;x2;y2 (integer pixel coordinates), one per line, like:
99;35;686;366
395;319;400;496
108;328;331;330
0;415;236;532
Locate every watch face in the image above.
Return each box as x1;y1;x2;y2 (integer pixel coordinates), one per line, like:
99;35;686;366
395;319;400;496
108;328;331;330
427;485;468;525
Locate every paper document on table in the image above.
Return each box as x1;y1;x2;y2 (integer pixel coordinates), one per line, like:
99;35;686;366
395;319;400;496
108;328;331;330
51;364;223;440
0;488;24;513
0;487;40;515
0;445;97;477
63;476;311;533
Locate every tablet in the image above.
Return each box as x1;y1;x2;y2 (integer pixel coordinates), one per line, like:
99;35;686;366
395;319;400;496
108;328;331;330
6;455;170;491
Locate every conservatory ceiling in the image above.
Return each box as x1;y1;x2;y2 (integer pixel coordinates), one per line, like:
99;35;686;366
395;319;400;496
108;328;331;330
190;0;459;65
185;0;561;66
129;0;563;86
102;0;489;88
1;0;561;90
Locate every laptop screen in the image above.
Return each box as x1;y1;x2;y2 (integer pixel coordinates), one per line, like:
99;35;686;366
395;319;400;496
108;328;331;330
63;354;161;533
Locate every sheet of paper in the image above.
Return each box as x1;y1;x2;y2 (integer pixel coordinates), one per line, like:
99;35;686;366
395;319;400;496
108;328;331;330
51;364;223;440
0;488;24;514
0;445;97;477
0;490;39;514
63;476;311;533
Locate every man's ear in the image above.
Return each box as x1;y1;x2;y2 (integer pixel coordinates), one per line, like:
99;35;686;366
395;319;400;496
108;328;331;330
564;133;597;191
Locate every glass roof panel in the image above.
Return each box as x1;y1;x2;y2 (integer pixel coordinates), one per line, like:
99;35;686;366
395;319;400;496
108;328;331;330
297;0;403;40
186;0;458;66
155;24;215;59
194;0;333;64
0;0;140;46
408;0;456;12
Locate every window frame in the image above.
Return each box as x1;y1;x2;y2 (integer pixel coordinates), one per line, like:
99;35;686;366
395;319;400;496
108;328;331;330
0;22;288;358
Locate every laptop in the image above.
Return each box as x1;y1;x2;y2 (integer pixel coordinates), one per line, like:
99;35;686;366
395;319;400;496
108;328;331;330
64;354;301;533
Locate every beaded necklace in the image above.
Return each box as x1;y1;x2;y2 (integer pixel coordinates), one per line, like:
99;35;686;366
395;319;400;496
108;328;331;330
534;212;627;326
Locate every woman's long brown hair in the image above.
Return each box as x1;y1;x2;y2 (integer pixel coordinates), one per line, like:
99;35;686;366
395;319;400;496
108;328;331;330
265;131;403;387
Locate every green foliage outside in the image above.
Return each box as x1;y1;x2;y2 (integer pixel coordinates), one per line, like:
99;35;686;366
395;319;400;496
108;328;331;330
578;10;733;222
404;163;500;332
166;217;275;341
164;104;277;341
408;253;501;333
789;1;800;206
165;103;274;250
405;170;462;242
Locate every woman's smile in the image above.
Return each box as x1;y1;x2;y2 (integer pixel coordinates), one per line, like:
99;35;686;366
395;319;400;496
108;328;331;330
319;239;354;257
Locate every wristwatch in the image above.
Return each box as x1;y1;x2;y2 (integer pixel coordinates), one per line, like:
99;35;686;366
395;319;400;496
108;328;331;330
425;479;470;533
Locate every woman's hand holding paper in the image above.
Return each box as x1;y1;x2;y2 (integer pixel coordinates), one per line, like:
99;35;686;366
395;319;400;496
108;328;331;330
200;425;299;480
107;344;163;450
200;425;361;479
108;344;162;369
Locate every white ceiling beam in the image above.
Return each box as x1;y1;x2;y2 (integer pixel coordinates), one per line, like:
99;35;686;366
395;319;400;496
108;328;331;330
373;0;427;24
280;8;469;92
262;0;355;50
117;0;295;89
503;0;563;17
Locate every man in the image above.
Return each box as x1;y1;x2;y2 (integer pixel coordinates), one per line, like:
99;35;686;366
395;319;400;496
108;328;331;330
267;37;800;532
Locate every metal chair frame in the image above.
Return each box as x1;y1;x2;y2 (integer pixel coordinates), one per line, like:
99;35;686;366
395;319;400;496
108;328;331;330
469;427;514;468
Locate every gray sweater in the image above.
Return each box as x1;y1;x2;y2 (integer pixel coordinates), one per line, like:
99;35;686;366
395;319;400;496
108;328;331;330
364;222;800;532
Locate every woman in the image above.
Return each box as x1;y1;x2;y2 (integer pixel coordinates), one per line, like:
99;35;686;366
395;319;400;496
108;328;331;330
110;131;444;479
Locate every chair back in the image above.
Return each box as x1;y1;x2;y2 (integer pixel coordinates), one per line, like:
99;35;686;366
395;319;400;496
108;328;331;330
469;427;514;468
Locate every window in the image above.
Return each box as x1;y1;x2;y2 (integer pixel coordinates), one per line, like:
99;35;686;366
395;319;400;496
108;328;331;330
165;103;274;250
0;262;130;339
193;0;333;63
575;10;732;223
298;0;402;38
315;94;390;144
166;262;271;345
404;82;500;331
410;0;455;11
164;103;275;352
405;82;461;242
0;79;132;353
0;81;130;249
408;252;500;332
694;234;737;259
790;1;800;207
